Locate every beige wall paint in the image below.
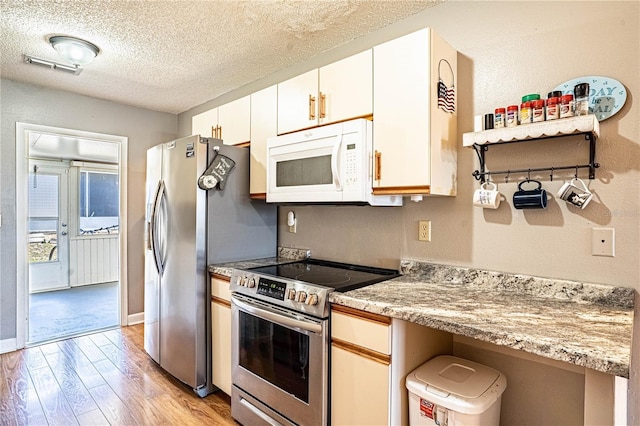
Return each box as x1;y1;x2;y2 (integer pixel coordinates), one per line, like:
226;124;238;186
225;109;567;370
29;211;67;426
279;1;639;287
454;338;586;425
177;1;639;422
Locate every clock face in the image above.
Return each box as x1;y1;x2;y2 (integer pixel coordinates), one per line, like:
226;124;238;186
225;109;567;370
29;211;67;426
552;76;627;121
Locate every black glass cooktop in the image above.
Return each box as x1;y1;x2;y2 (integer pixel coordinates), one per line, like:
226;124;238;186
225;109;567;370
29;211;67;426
247;259;400;293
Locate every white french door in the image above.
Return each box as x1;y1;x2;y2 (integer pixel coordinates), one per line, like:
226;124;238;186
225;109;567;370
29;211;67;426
28;160;70;292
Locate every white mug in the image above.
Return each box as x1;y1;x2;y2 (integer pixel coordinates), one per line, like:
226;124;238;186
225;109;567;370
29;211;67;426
473;181;501;209
557;178;593;209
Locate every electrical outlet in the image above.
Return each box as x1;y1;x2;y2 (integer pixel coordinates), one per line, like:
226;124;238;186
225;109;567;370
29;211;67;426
592;228;615;257
418;220;431;242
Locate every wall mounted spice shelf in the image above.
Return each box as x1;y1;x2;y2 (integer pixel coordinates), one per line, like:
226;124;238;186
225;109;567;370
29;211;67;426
462;115;600;182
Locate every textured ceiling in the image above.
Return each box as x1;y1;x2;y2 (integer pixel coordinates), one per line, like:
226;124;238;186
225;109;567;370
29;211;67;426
1;0;440;114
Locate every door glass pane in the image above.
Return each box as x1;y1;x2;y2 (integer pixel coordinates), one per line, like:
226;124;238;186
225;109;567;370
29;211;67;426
238;311;310;403
28;173;59;263
79;170;119;235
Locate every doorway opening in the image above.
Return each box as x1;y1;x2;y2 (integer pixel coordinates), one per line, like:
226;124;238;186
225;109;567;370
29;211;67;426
16;123;128;347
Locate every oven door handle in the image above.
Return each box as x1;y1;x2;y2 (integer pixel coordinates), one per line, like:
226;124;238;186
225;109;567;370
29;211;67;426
232;295;322;334
239;397;284;426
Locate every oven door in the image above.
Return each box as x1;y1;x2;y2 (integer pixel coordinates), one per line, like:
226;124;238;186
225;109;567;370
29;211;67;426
231;293;328;426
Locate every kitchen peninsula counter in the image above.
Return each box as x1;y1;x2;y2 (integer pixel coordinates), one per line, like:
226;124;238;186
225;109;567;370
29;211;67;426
329;260;635;378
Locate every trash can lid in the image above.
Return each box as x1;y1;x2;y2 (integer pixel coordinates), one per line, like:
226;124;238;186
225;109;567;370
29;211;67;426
412;355;501;399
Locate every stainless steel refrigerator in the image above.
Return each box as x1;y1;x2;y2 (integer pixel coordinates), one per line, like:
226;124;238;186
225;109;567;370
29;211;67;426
144;135;276;397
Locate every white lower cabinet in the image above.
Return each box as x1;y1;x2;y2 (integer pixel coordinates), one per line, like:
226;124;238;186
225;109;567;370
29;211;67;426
211;275;232;396
331;305;452;426
331;306;392;425
331;343;390;425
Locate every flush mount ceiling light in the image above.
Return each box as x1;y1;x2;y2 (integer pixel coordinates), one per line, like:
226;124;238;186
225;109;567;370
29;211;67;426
49;35;100;66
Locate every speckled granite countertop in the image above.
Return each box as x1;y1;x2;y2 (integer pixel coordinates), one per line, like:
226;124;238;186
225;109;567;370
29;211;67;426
329;260;635;378
208;252;634;378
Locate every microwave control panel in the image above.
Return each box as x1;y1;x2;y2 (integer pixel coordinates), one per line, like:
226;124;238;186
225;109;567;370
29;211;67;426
344;142;358;188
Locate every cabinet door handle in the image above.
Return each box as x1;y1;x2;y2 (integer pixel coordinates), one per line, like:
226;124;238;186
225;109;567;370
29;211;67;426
218;125;222;140
211;125;216;138
309;94;316;120
375;150;382;181
319;92;326;119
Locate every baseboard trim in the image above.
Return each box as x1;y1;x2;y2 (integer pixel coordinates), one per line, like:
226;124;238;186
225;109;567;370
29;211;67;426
0;338;17;354
128;312;144;325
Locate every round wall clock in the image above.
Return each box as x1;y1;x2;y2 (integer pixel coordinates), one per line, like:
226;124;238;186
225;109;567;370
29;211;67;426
552;76;627;121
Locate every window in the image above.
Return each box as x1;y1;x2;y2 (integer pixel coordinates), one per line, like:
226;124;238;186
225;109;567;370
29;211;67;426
79;170;119;234
28;173;59;263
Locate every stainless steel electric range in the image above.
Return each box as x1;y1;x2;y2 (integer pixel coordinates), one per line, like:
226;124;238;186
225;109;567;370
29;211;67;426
229;259;399;426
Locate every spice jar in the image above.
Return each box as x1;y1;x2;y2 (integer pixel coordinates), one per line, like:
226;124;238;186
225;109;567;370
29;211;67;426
494;108;506;128
573;83;590;116
546;97;560;120
532;100;545;122
506;105;519;127
522;93;541;103
520;101;532;124
560;94;574;118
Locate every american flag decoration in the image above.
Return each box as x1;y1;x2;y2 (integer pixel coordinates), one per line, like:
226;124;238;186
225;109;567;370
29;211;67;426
437;59;455;114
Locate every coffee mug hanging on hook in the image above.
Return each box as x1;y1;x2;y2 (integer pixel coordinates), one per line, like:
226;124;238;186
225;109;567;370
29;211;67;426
437;59;455;114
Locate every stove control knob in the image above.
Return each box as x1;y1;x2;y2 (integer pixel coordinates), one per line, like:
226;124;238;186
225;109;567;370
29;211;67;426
247;277;256;288
240;276;247;287
287;289;296;300
296;291;307;303
305;294;319;306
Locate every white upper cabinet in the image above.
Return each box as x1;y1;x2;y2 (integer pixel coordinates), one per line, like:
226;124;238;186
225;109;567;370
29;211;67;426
192;107;218;139
372;28;458;197
250;85;277;197
319;50;372;125
277;69;317;135
218;95;251;145
277;49;373;135
191;95;251;145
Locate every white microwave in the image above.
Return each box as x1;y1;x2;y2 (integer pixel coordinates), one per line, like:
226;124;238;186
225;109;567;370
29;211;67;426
266;119;402;206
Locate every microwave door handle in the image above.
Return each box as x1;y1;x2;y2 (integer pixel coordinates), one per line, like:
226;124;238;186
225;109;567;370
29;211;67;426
331;133;343;190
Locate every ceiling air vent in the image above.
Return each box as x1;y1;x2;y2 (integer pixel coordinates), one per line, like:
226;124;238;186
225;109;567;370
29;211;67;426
23;54;82;75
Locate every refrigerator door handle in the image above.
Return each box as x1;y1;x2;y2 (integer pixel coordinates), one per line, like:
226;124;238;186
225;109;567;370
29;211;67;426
151;180;166;275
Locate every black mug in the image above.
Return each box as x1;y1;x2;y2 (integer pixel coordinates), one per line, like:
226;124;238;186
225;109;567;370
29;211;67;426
513;179;547;209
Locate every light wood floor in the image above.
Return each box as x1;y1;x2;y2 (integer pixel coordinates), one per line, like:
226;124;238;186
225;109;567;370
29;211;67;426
0;324;235;425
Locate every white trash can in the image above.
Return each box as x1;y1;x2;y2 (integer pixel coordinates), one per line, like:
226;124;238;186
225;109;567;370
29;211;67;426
406;355;507;426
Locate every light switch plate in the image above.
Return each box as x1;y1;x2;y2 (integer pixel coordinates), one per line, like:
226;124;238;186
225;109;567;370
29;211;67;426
592;228;615;257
